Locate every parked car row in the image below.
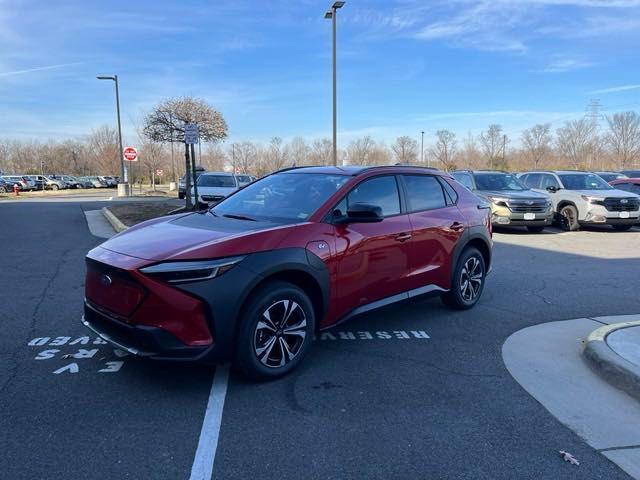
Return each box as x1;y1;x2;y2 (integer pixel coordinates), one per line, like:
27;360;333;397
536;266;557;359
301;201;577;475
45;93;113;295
0;174;119;192
452;169;640;232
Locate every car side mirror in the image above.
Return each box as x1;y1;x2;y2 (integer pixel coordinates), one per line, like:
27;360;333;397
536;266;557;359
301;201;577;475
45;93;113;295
338;202;384;223
546;186;559;193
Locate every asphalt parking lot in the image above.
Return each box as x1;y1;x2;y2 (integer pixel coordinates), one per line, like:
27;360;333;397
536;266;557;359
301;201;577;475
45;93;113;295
1;200;639;479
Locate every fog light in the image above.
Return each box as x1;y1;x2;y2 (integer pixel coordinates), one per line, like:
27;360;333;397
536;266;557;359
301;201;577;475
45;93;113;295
492;215;510;224
590;215;606;223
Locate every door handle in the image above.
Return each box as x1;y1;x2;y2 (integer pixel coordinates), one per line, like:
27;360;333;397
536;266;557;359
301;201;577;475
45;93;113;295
450;222;465;231
395;233;412;242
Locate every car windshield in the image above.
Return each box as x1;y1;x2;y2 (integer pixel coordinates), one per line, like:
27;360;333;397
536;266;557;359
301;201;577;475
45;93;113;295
559;173;612;190
213;172;349;222
198;175;237;188
474;173;526;191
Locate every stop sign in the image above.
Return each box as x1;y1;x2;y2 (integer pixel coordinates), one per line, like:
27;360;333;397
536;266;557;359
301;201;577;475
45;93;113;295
123;146;138;161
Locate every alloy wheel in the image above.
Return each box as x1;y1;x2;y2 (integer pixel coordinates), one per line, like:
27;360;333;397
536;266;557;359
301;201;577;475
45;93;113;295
460;256;483;302
253;299;307;368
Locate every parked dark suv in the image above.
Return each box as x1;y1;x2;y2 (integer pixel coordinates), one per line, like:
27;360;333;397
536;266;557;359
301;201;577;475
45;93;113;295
452;170;553;232
83;166;492;379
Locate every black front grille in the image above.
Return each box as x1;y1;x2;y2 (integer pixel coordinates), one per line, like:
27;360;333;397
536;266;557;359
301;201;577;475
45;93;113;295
202;195;224;202
602;197;640;212
508;200;548;213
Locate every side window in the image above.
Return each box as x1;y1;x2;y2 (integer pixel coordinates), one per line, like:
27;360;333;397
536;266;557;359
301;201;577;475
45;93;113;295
540;174;560;189
615;183;635;193
347;176;401;217
522;173;541;188
452;172;474;190
439;178;459;205
402;175;447;212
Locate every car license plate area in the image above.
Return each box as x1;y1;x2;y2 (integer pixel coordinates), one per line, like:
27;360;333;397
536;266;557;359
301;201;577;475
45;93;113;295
524;213;536;220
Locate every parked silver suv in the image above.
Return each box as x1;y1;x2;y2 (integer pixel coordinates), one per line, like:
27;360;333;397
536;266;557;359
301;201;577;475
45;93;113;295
452;170;553;232
519;170;640;231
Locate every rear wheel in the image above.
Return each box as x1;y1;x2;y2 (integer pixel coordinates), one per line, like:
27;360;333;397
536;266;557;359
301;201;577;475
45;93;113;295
51;184;59;191
527;226;545;233
613;224;633;231
0;186;6;193
442;247;486;310
235;281;315;381
559;205;579;231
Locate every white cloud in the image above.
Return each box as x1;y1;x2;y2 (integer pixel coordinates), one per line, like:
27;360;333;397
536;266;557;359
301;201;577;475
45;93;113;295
539;57;596;73
0;62;83;78
590;84;640;94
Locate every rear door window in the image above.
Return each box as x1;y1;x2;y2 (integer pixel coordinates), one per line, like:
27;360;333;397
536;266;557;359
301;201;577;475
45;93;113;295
539;174;561;189
402;175;447;212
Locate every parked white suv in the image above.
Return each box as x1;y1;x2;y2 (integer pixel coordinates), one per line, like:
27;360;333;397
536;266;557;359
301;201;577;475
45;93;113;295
519;170;640;231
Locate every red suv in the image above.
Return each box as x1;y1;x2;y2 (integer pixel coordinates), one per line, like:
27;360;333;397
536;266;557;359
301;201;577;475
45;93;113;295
83;166;492;379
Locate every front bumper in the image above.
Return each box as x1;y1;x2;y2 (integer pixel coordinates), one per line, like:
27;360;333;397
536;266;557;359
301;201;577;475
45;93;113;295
581;205;639;225
82;301;215;361
491;206;554;227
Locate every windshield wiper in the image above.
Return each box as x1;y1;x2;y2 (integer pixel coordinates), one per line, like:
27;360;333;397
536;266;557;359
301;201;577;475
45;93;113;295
222;213;257;222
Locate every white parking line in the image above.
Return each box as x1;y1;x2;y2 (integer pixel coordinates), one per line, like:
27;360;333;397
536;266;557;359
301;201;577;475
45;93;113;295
189;364;230;480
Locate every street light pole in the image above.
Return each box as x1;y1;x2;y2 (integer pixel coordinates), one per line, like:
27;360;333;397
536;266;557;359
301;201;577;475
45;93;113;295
325;2;345;166
97;74;127;196
420;131;424;164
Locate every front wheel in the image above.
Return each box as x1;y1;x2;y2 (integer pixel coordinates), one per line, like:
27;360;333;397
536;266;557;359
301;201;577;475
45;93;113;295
51;184;59;191
442;247;486;310
527;226;545;233
559;205;579;231
235;281;315;381
613;224;633;231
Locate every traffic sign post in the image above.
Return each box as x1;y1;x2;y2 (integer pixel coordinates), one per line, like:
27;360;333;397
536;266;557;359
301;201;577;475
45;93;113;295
123;147;138;195
123;146;138;162
184;123;199;144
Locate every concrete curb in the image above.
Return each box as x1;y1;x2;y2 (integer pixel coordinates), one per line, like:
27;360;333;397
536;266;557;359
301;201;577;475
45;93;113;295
101;207;128;233
583;320;640;402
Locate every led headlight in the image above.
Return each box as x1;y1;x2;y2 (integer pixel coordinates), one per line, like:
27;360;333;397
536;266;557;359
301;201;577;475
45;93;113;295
487;196;509;207
581;195;605;204
140;256;245;284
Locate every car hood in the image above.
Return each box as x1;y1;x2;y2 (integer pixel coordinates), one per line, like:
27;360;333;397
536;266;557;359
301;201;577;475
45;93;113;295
568;189;639;198
193;186;237;195
100;211;284;261
477;189;549;200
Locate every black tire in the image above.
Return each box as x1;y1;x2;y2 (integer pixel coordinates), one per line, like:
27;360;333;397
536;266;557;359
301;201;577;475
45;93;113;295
527;226;545;233
178;192;185;199
51;184;59;191
613;224;633;232
442;247;486;310
559;205;579;231
234;281;315;381
0;186;6;193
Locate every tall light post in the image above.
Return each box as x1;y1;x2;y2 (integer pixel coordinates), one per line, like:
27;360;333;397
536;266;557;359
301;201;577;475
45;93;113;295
325;1;345;166
420;131;424;164
97;74;127;196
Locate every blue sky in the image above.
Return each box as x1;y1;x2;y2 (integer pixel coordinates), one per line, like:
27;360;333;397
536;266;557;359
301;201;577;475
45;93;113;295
1;0;639;147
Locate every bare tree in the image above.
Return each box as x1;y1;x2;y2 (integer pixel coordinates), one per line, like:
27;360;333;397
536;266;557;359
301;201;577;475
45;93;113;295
347;136;376;165
142;96;228;144
555;119;595;170
430;130;458;171
286;137;310;166
139;141;167;190
391;136;418;164
521;123;552;169
265;137;289;171
87;125;119;175
202;143;228;172
234;141;258;175
309;138;333;165
605;112;640;169
480;124;507;169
